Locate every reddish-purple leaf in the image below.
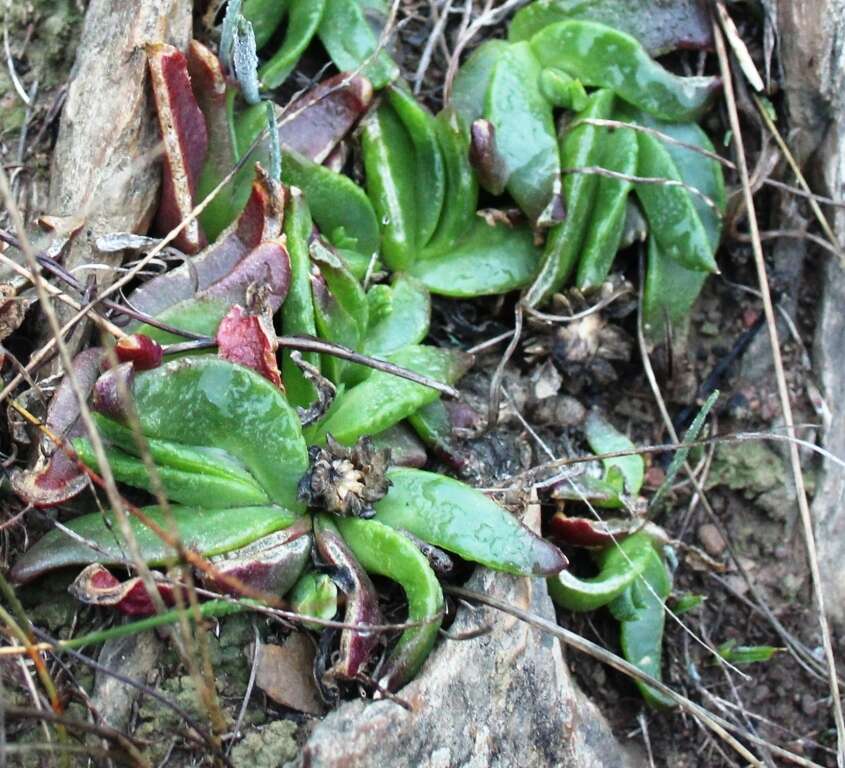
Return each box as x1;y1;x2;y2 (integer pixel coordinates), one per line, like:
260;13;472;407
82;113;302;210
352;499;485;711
314;516;381;682
278;73;373;163
547;511;640;548
127;172;286;320
69;564;179;617
92;362;136;422
201;518;313;595
10;348;102;508
216;305;283;388
148;43;209;254
115;334;164;371
469;119;508;196
203;238;291;313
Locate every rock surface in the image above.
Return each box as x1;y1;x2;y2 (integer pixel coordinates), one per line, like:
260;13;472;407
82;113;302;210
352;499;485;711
45;0;192;358
291;562;642;767
92;632;163;731
765;0;845;623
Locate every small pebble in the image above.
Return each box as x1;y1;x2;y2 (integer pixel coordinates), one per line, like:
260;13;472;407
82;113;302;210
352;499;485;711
697;523;727;557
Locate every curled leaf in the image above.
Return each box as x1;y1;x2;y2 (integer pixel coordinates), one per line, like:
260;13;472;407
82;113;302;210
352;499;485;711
216;305;282;388
290;571;339;631
469;119;508;196
314;514;382;682
69;564;178;617
128;171;285;325
336;516;443;692
10;348;102;508
115;335;164;371
147;43;209;254
547;511;641;548
530;20;720;121
548;531;654;611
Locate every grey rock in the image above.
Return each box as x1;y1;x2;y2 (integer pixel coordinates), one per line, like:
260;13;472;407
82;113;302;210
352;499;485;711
290;556;642;767
44;0;192;364
92;632;162;731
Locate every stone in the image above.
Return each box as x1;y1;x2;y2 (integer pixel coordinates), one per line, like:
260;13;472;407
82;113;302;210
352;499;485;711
44;0;192;362
697;524;727;558
763;0;845;623
255;634;325;716
92;632;162;731
289;508;643;767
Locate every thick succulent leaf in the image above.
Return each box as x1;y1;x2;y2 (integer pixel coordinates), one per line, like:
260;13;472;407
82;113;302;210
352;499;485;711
530;20;720;121
548;531;653;611
547;512;642;548
11;504;299;585
450;39;510;125
575;120;638;289
422;109;478;256
70;564;178;617
538;68;588;110
510;0;713;56
386;86;446;248
72;437;270;508
633;116;725;338
308;345;472;445
317;0;399;88
202;520;313;595
128;174;285;323
280;188;320;406
374;468;568;576
98;358;309;510
187;40;243;243
314;515;382;681
258;0;327;89
363;274;430;357
216;306;283;388
484;41;559;221
611;546;675;707
361;102;418;271
290;571;339;631
584;410;644;502
135;299;231;347
282;149;380;256
148;43;209;253
412;217;540;298
524;89;615;307
277;73;373;163
634;128;717;273
336;517;443;691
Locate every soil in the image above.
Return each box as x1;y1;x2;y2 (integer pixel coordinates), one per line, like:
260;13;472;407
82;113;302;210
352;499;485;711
1;1;841;767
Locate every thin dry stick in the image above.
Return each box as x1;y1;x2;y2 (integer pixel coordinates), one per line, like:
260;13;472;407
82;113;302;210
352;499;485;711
713;21;845;765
